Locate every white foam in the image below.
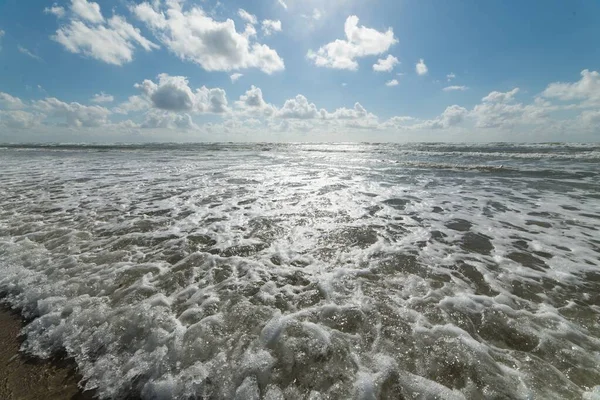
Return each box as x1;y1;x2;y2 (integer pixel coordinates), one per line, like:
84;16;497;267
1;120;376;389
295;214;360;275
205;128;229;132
0;143;598;399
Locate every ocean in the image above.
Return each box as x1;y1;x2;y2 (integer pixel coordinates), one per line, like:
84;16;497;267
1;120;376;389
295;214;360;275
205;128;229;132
0;143;599;399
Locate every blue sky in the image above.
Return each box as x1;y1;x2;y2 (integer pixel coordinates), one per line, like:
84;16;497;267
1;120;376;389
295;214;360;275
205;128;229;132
0;0;599;142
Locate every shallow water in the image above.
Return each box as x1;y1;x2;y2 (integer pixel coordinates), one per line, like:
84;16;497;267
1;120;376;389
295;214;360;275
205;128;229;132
0;143;599;399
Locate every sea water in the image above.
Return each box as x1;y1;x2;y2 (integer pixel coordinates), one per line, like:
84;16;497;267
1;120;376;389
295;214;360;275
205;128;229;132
0;143;599;399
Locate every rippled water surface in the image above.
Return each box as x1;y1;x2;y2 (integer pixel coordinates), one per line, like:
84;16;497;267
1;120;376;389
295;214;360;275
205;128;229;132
0;143;599;399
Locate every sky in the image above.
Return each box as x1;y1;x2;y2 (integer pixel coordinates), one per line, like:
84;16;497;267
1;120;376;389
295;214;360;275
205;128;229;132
0;0;599;143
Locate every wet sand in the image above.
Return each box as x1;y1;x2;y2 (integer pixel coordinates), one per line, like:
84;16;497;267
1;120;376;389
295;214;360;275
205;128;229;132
0;306;92;400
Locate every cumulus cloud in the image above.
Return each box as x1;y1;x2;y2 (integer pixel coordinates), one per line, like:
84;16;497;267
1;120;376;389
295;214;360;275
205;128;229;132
482;88;520;103
44;4;66;18
416;105;467;129
71;0;104;24
262;20;282;36
132;2;285;74
0;92;26;109
34;97;111;127
51;1;159;66
386;79;399;87
141;111;197;130
235;86;276;116
230;73;243;83
135;73;229;114
0;110;42;129
91;92;114;103
416;59;428;75
443;85;468;92
373;55;399;72
276;95;322;119
18;46;43;61
542;69;600;106
114;95;150;114
238;9;257;25
325;102;377;123
307;16;397;70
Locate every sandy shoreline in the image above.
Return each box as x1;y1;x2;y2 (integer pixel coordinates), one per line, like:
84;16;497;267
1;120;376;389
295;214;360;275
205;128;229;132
0;306;94;400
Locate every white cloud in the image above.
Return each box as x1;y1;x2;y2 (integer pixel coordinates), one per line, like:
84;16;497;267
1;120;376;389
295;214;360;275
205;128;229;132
230;73;243;83
0;110;42;129
447;72;456;81
276;95;322;119
114;95;150;114
18;46;43;61
135;73;229;114
307;16;397;70
132;2;285;74
373;55;399;72
412;105;467;129
386;79;399;87
482;88;520;103
91;92;114;103
443;85;468;92
34;97;111;127
44;4;66;18
262;20;282;36
141;110;197;130
238;9;257;25
235;85;276;116
277;0;288;10
52;5;159;66
416;59;428;76
542;69;600;106
0;92;26;109
325;102;376;122
579;109;600;125
71;0;104;24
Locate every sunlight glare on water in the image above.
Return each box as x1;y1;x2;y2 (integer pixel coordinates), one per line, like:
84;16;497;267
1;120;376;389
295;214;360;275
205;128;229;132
0;143;599;399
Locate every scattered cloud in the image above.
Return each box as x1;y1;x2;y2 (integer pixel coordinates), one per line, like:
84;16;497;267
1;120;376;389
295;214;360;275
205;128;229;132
386;79;399;87
34;97;111;127
132;2;285;74
447;72;456;81
0;92;26;109
541;69;600;107
276;95;321;119
18;46;43;61
51;1;158;66
44;4;66;18
235;85;276;116
416;59;428;75
0;110;42;129
71;0;104;24
238;9;257;25
373;55;399;72
307;16;397;70
91;92;114;103
277;0;288;10
443;85;468;92
262;20;282;36
141;111;197;130
134;73;229;114
482;88;520;103
230;73;243;83
114;95;149;114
